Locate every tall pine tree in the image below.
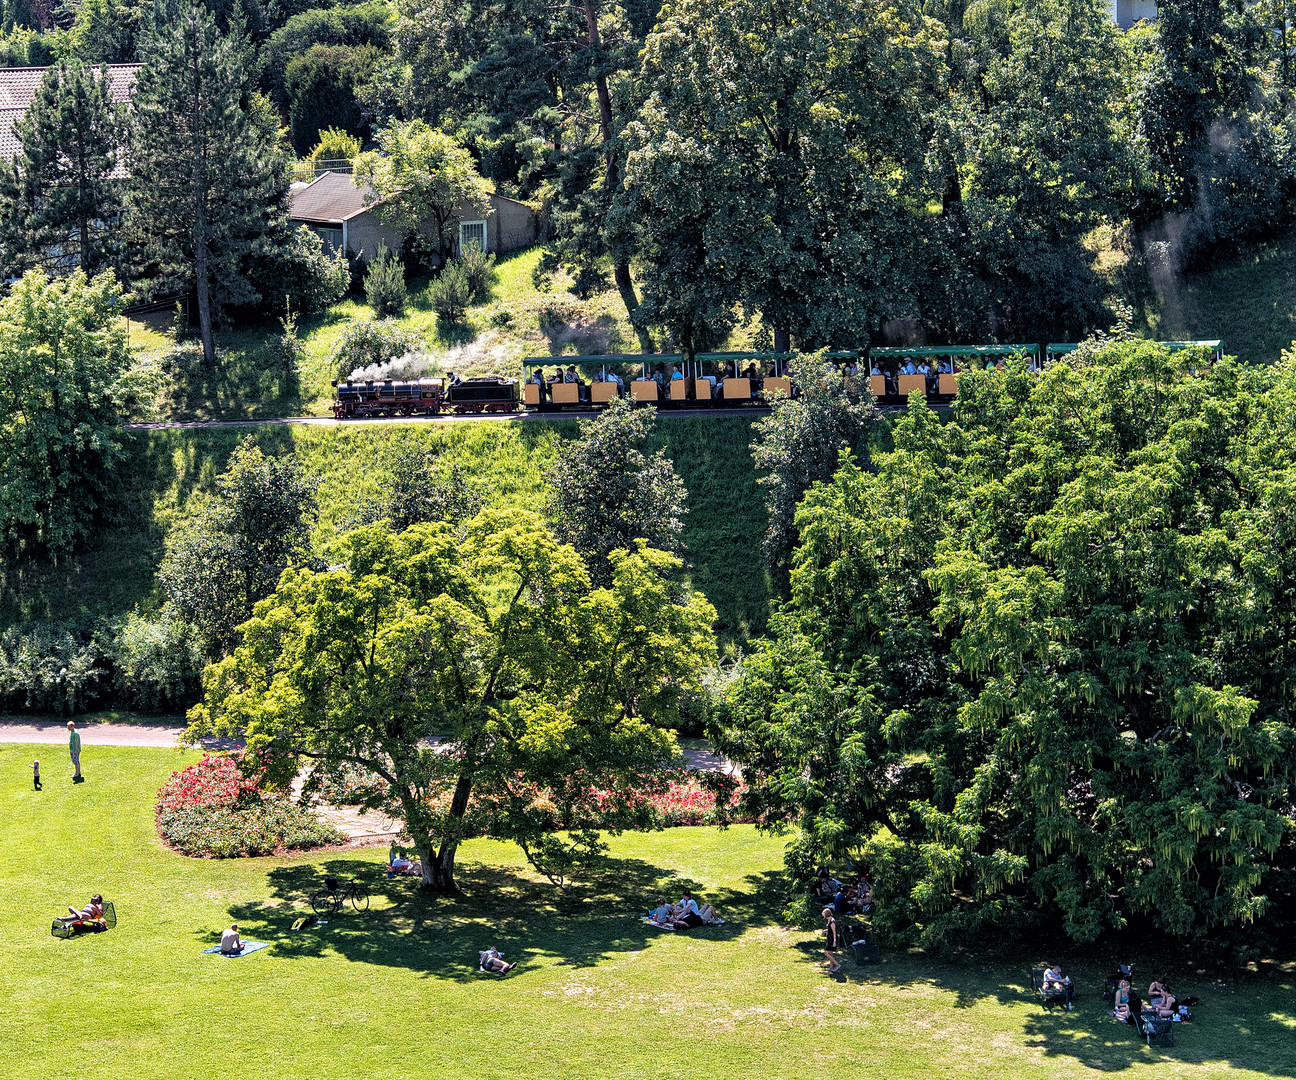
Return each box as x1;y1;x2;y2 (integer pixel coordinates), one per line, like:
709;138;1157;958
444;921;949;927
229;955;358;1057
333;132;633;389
126;0;288;365
0;61;121;279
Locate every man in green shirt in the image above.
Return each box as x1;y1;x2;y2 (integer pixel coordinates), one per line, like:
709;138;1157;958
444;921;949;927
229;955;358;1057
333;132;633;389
67;721;82;782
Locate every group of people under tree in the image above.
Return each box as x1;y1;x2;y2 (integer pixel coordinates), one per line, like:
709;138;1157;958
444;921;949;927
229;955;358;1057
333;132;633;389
649;890;722;930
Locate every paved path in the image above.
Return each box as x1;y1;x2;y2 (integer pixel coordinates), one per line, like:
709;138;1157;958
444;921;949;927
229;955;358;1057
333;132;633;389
0;720;239;749
1;721;736;841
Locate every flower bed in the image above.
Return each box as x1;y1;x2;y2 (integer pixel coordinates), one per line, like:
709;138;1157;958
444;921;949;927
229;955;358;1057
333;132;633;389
156;754;342;857
648;776;750;827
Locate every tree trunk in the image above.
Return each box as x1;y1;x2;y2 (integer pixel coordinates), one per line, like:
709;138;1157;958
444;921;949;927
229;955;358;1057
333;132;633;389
774;328;790;353
195;235;215;367
415;767;475;892
583;0;653;352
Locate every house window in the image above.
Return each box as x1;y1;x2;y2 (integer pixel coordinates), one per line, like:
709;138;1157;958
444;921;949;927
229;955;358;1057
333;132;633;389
459;220;487;255
311;225;344;254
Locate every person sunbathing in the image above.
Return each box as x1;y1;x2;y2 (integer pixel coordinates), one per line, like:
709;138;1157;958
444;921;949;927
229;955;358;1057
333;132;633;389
220;924;244;955
60;895;104;924
1043;964;1075;1003
479;947;515;974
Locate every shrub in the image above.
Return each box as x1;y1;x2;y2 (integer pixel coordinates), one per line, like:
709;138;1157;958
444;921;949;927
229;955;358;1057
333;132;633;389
156;754;343;857
0;619;113;715
111;613;205;713
364;244;407;317
459;242;496;302
332;319;420;380
307;127;361;166
428;260;470;323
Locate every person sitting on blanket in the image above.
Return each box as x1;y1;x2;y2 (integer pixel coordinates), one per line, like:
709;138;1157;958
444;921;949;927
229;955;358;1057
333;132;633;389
220;924;244;955
675;890;720;928
60;895;104;924
1146;979;1177;1018
1043;964;1075;1002
651;898;686;929
1112;980;1132;1021
479;947;515;974
388;844;422;876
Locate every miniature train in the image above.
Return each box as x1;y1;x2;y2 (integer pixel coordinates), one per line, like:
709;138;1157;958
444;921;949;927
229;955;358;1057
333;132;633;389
331;341;1222;418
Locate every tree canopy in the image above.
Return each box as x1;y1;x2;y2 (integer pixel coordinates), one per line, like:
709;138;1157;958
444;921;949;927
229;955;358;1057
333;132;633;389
353;121;492;263
189;513;718;891
0;268;129;557
718;343;1296;948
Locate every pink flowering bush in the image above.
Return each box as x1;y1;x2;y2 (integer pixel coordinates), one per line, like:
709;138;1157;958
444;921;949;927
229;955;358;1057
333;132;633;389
156;754;341;857
649;776;750;827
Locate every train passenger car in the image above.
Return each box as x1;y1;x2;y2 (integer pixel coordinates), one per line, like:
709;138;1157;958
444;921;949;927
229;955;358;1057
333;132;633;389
523;354;681;410
867;344;1039;404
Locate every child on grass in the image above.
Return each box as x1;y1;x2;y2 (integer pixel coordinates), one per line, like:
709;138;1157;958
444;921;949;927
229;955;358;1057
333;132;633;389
30;759;41;790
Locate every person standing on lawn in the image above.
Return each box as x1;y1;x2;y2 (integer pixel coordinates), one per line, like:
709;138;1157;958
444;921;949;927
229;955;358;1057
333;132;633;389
67;722;83;782
823;908;841;974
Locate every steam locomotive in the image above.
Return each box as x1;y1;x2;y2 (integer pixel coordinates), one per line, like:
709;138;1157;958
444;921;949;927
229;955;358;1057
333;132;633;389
330;377;520;418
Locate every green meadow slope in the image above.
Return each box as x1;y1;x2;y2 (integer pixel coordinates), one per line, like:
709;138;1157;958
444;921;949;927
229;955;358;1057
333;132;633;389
0;415;770;646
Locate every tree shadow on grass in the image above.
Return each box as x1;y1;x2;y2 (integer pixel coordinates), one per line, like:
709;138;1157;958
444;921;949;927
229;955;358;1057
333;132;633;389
796;941;1296;1077
224;854;784;984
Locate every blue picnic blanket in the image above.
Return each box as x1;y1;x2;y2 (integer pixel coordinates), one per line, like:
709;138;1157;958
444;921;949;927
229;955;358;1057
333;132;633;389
203;941;270;957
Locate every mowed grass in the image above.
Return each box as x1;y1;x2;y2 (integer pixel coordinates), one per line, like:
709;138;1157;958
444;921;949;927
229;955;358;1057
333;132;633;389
1;745;1293;1080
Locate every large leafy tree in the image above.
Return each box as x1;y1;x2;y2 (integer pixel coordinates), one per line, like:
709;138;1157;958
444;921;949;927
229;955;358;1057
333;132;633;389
930;0;1132;340
159;440;319;655
546;396;687;586
619;0;938;352
0;60;121;278
0;268;129;557
126;0;290;366
749;353;878;583
188;513;717;891
719;343;1296;948
353;121;492;263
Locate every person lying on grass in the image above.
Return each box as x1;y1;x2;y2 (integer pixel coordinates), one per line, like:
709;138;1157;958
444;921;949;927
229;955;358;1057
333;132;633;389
58;895;103;925
220;924;244;955
479;948;515;974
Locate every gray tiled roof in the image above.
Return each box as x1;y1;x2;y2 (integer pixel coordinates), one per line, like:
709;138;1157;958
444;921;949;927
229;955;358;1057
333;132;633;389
0;64;140;161
289;171;378;223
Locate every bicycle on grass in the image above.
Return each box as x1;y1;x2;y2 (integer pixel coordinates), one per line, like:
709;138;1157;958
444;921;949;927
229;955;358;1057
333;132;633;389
310;876;369;915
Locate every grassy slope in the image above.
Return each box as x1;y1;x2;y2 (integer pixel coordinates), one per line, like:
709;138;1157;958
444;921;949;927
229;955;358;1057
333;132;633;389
1;744;1292;1080
1132;230;1296;365
0;416;770;645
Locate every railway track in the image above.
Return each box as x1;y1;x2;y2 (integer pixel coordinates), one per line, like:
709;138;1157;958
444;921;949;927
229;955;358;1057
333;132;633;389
126;405;776;431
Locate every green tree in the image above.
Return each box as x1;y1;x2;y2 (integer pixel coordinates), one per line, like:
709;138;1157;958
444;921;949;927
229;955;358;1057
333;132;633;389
0;268;129;556
284;43;379;155
126;0;291;366
307;125;361;166
620;0;938;352
188;513;718;891
66;0;146;62
0;60;121;278
348;449;485;532
353;121;491;264
720;344;1296;948
546;397;688;587
749;353;877;583
931;0;1133;340
159;439;319;654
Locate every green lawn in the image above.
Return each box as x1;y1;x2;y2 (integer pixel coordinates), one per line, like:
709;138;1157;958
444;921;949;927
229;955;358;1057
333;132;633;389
1;744;1292;1080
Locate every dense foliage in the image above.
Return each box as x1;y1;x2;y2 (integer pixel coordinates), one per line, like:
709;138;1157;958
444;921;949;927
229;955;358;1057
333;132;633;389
0;269;129;557
718;342;1296;949
156;753;341;857
159;439;319;654
546;397;688;586
188;515;717;890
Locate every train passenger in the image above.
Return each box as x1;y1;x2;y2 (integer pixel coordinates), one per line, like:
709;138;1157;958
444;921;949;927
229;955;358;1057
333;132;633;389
744;363;761;388
938;359;953;375
670;364;684;381
448;371;462;386
870;361;882;375
563;364;581;383
900;357;916;375
527;367;549;401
